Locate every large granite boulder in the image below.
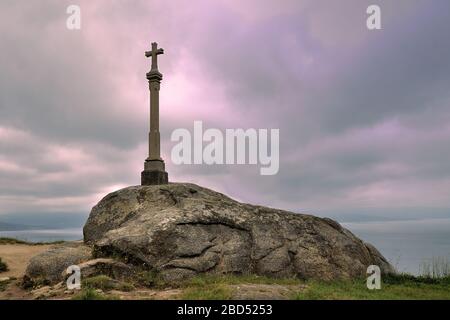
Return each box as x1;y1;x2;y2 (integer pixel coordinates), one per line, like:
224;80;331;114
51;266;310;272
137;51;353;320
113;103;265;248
84;183;394;281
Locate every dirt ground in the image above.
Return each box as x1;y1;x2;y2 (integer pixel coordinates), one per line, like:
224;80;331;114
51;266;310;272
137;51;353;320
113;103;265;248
0;244;53;299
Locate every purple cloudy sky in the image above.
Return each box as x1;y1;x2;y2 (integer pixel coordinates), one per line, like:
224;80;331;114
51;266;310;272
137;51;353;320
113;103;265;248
1;0;450;224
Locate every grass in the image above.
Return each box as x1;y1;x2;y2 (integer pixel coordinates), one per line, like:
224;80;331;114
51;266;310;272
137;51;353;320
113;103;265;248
20;271;450;300
137;270;166;288
0;257;8;273
72;288;119;300
0;238;29;245
130;272;301;299
294;276;450;300
110;271;450;300
420;256;450;279
0;237;66;246
179;275;238;300
141;272;299;288
384;272;450;285
174;273;450;300
181;283;232;300
82;275;135;292
178;274;301;300
62;272;450;300
73;275;129;300
182;274;300;287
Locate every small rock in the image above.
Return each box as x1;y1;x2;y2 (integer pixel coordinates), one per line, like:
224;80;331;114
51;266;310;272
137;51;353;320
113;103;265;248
31;285;54;299
23;243;92;287
61;258;135;282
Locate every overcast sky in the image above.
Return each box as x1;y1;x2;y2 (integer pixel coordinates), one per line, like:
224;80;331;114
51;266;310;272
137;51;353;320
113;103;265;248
1;0;450;224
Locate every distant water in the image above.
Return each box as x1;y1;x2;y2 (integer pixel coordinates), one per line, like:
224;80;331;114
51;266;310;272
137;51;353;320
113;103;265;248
343;218;450;275
1;219;449;276
0;228;83;243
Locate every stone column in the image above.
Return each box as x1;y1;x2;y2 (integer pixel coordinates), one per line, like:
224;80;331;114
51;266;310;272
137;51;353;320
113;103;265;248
141;44;168;185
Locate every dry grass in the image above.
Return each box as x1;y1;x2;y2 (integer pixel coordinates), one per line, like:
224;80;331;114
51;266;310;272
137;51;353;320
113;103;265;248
420;256;450;278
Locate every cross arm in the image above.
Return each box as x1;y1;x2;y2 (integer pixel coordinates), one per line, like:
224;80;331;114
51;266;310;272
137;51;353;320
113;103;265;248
145;48;164;57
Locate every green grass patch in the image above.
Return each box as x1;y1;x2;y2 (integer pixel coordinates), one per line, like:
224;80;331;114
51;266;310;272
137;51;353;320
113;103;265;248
137;270;166;288
72;273;450;300
294;277;450;300
384;273;450;285
0;237;66;245
67;267;450;300
183;274;300;287
420;256;450;279
176;274;450;300
0;257;8;272
181;283;232;300
0;238;29;245
72;288;119;300
178;274;300;300
82;275;135;292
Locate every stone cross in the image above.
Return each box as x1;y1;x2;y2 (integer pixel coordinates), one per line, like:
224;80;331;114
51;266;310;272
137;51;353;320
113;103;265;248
141;42;168;185
145;42;164;72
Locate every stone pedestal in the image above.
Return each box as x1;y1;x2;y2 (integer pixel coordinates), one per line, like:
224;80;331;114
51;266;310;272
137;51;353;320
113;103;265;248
141;159;168;185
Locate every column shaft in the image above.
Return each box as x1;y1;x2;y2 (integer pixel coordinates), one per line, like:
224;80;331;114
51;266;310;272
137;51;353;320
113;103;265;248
149;80;161;160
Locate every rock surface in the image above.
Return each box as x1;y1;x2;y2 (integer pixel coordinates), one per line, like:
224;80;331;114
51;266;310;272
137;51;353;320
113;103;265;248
61;258;134;282
84;183;394;281
23;242;91;287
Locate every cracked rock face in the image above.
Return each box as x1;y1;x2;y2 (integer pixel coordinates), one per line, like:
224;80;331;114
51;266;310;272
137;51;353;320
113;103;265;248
83;183;394;281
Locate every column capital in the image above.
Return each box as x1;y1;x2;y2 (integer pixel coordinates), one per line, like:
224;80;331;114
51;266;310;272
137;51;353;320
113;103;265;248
146;70;163;82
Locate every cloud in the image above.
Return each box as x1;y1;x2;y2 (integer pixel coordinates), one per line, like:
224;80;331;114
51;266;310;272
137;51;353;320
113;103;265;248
0;0;450;223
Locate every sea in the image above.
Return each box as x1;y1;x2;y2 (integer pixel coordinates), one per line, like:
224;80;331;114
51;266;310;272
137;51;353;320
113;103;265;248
342;218;450;275
0;228;83;243
1;218;449;276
